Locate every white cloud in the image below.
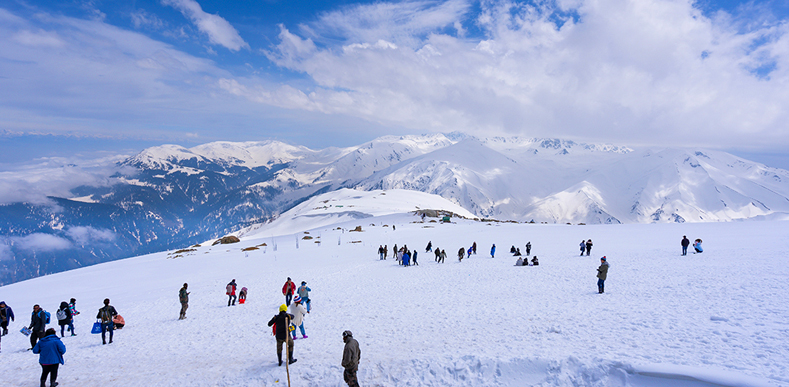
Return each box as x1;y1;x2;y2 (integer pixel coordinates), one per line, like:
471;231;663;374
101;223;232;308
234;0;789;151
65;226;116;246
130;9;166;30
162;0;249;51
12;233;73;252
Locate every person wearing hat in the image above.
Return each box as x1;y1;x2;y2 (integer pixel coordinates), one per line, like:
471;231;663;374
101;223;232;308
33;327;65;387
267;304;297;366
297;281;311;313
289;296;308;339
282;278;296;306
179;283;190;320
597;256;609;294
341;330;361;387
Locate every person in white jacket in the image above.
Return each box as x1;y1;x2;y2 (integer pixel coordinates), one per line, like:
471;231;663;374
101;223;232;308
289;296;308;339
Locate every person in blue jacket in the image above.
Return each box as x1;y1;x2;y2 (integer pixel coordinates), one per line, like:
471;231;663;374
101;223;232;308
402;250;411;266
490;244;496;258
33;328;66;387
0;301;14;336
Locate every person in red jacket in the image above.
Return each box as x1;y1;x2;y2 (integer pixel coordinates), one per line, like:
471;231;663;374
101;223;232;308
226;279;237;307
282;277;296;306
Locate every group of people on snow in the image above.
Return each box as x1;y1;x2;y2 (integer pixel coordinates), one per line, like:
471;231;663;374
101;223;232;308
681;235;703;255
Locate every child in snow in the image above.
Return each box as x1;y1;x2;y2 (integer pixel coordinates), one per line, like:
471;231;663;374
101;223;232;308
239;287;248;304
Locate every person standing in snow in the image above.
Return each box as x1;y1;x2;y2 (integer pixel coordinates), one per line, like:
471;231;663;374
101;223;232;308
282;277;296;306
289;296;308;340
341;330;361;387
472;242;477;255
179;283;190;320
298;281;311;312
597;257;609;294
412;250;418;266
226;279;238;306
467;246;472;259
267;304;297;366
383;245;388;260
439;249;446;263
403;249;411;266
96;299;118;345
378;245;385;260
458;247;465;262
681;236;690;256
434;246;441;262
585;239;593;256
33;328;65;387
425;241;432;252
66;299;78;336
579;240;586;256
0;301;14;336
28;304;47;349
490;244;496;258
525;242;531;256
55;302;72;338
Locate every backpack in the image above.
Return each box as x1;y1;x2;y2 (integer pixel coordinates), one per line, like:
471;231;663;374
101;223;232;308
41;310;51;324
56;309;67;321
226;284;233;295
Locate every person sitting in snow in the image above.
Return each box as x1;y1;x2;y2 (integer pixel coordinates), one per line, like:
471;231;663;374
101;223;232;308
510;245;517;253
515;257;524;266
513;248;522;257
239;287;248;304
112;314;125;329
531;256;539;266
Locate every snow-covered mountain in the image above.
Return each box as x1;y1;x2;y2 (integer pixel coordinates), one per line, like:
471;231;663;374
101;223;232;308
2;133;789;285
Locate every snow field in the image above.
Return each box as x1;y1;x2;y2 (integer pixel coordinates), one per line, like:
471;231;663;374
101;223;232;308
0;215;787;386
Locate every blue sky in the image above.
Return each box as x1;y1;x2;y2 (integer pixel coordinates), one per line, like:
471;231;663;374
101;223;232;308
1;0;789;169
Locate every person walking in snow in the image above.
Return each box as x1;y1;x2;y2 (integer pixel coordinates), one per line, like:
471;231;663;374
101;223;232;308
55;302;72;338
585;239;593;256
282;277;296;306
378;245;385;260
467;245;473;259
458;247;465;262
472;242;477;255
434;246;441;262
425;241;432;252
579;240;586;256
267;304;297;366
33;327;65;387
597;257;609;294
298;281;311;313
66;299;78;335
341;330;361;387
412;250;418;266
439;249;446;263
96;299;118;345
525;242;531;256
383;245;388;259
681;235;690;256
179;283;190;320
227;279;238;306
490;244;496;258
0;301;14;336
289;296;308;340
28;304;47;349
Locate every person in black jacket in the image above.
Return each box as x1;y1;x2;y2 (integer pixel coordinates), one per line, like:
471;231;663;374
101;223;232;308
96;299;118;345
267;304;297;366
56;302;72;338
28;304;47;349
0;301;14;336
681;235;690;256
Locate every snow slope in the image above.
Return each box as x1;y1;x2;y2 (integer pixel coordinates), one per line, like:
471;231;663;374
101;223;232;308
0;190;786;387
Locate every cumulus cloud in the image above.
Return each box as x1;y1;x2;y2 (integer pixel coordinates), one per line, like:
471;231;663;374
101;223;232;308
12;233;73;252
0;154;127;204
234;0;789;151
65;226;116;246
162;0;249;51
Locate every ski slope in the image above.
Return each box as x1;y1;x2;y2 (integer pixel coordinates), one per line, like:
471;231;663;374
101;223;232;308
0;190;786;387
